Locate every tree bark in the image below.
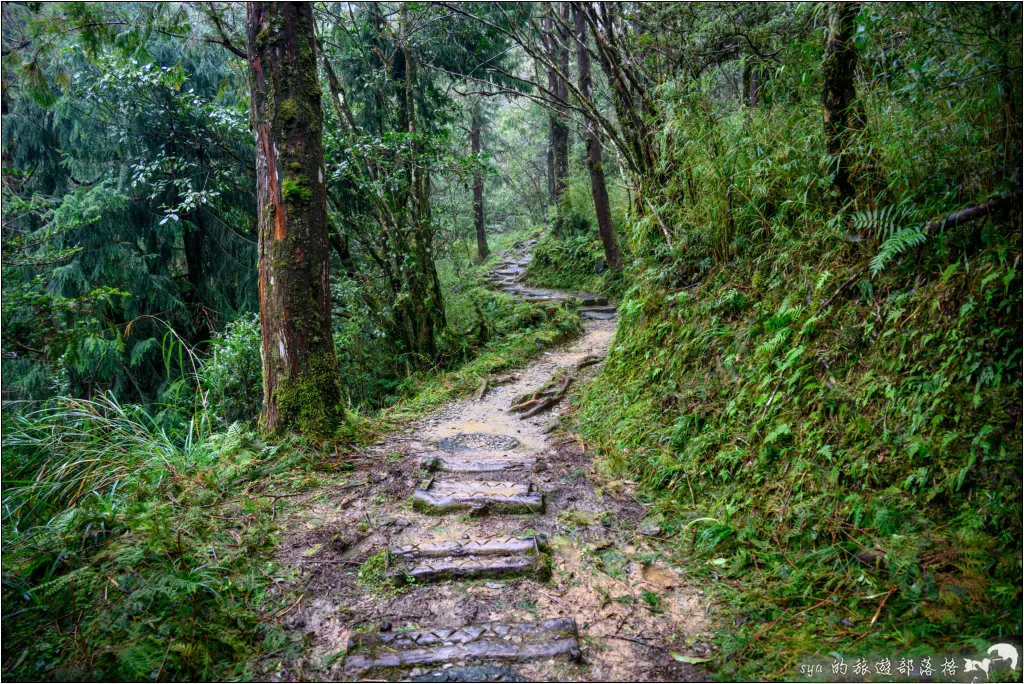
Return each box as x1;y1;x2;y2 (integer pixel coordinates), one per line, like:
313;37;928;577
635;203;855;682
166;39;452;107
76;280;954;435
822;1;863;205
545;10;569;200
182;209;211;343
394;2;443;366
471;103;489;261
246;2;344;436
574;5;622;271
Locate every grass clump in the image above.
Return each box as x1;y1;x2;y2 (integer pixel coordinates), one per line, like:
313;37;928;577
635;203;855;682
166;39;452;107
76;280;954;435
0;396;343;681
525;227;625;299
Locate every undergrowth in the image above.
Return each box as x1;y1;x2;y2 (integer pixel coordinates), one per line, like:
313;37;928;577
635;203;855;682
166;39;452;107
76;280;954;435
559;12;1022;677
0;399;349;680
566;110;1022;684
0;228;583;681
524;196;628;299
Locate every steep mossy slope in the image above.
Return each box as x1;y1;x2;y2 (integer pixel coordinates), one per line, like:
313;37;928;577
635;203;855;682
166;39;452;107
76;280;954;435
572;216;1021;676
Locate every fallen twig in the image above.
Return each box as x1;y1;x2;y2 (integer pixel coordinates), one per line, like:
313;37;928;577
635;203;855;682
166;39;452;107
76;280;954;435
601;634;667;651
869;586;897;625
522;395;562;418
820;265;866;310
258;593;304;623
476;377;489;401
737;608;790;661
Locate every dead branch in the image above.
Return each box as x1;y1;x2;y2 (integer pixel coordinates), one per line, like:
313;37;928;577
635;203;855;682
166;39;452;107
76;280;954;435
923;188;1021;235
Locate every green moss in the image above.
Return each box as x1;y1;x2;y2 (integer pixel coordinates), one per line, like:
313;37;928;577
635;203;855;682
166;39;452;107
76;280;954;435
524;229;625;298
278;98;298;124
357;550;406;598
281;175;312;203
273;351;345;438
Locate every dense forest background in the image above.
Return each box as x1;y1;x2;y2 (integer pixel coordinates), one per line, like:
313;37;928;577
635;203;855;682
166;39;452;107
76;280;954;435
1;2;1021;681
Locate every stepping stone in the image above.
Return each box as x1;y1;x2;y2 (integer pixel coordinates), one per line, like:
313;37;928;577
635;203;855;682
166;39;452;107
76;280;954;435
385;532;548;581
388;554;542;583
391;534;547;560
420;453;543;473
343;618;581;678
412;479;544;514
438;432;520;452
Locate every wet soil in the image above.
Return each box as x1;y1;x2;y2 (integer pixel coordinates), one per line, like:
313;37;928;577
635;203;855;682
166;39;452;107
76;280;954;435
267;240;712;682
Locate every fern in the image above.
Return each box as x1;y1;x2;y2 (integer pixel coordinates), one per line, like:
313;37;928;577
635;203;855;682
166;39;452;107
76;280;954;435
869;227;928;275
851;202;915;239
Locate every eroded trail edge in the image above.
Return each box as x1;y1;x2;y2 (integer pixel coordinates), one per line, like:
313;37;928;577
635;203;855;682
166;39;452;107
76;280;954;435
275;241;711;682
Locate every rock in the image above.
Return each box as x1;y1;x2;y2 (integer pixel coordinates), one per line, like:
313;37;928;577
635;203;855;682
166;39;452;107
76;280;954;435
344;618;582;677
639;524;662;536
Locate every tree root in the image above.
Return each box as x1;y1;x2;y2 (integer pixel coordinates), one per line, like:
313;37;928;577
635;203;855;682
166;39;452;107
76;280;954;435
510;374;574;419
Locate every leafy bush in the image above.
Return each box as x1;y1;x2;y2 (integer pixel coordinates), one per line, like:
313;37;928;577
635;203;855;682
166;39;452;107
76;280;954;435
200;313;263;425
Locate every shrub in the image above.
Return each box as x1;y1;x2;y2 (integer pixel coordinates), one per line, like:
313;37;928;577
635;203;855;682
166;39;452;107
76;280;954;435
200;313;263;425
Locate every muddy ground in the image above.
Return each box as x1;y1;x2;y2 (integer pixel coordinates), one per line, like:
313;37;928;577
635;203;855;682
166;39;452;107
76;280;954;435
263;252;714;683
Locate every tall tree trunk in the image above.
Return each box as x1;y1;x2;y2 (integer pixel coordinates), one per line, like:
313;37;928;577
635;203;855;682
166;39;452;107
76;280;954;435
555;4;571;191
546;127;555;200
749;64;763;107
182;209;211;343
822;1;863;205
545;10;569;200
574;5;623;271
246;2;344;437
395;2;443;366
471;103;489;261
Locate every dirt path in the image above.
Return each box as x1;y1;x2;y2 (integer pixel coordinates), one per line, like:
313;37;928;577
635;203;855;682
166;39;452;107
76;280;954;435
272;241;711;682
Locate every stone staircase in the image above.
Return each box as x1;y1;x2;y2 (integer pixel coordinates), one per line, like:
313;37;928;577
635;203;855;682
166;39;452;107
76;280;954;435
341;239;617;681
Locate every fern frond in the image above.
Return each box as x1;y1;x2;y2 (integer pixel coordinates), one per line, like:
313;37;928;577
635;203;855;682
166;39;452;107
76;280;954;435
852;203;915;240
870;228;927;275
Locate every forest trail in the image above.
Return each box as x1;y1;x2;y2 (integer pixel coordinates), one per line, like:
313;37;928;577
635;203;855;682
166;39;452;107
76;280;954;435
274;239;711;683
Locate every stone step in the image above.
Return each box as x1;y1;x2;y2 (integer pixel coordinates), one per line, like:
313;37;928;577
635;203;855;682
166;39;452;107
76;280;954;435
412;479;544;514
385;540;548;581
579;305;617;314
581;311;616;320
437;432;520;452
389;553;542;583
343;618;581;678
420;453;543;473
519;292;607;307
390;534;546;560
574;295;608;307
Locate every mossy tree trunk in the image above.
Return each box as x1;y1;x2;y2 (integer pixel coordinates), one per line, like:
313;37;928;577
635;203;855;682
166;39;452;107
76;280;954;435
246;2;344;436
574;4;623;272
471;103;489;261
393;2;444;367
545;10;569;200
822;1;863;206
